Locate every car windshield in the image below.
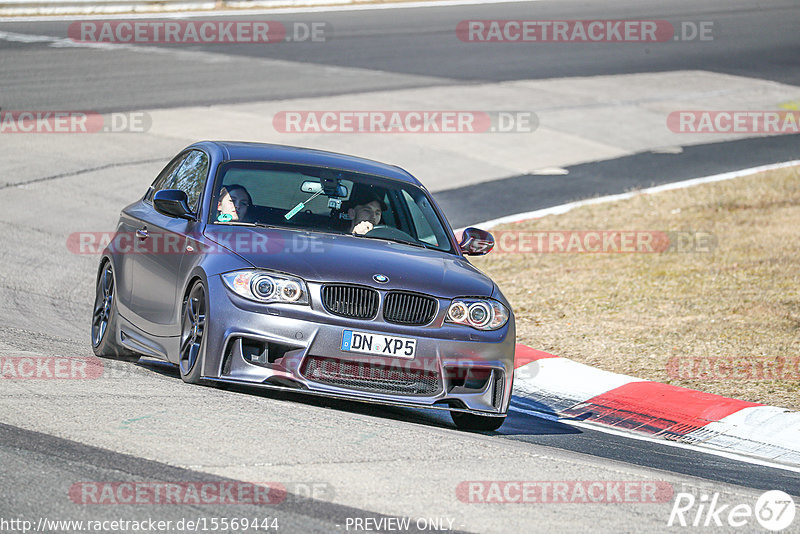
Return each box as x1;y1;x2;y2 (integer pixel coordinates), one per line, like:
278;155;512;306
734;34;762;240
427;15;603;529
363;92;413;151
209;161;453;253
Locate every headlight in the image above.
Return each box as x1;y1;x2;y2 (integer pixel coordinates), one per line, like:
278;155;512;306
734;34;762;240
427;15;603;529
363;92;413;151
446;298;509;330
252;275;275;300
221;270;309;305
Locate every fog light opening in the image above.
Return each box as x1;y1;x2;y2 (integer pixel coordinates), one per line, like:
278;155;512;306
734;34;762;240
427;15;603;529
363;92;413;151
464;368;492;390
239;338;298;367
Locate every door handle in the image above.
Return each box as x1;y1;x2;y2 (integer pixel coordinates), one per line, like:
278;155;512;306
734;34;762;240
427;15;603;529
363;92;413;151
136;228;149;240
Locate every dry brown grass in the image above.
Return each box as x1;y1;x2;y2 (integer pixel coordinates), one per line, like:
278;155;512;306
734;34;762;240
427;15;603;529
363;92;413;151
472;166;800;410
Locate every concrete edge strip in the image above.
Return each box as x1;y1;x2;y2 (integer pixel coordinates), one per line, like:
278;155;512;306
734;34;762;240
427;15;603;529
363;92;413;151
0;0;537;19
511;343;800;468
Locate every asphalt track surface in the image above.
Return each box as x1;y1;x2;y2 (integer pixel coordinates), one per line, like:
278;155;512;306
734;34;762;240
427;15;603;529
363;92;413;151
0;0;799;110
438;133;800;228
1;0;800;532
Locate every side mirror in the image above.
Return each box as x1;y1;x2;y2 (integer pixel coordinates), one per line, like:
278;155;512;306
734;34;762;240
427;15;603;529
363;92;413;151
459;227;495;256
153;189;194;220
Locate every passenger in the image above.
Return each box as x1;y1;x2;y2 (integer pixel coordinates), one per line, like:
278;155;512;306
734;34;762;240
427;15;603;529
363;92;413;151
217;184;252;222
345;190;388;235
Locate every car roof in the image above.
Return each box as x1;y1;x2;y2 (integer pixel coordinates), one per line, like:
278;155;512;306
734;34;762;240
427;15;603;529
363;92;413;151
189;141;421;186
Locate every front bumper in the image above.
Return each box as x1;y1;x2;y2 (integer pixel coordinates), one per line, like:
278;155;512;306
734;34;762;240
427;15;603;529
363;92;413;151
204;276;515;415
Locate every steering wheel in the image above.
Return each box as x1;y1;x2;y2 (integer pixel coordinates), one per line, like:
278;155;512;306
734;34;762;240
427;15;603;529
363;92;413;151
365;225;415;242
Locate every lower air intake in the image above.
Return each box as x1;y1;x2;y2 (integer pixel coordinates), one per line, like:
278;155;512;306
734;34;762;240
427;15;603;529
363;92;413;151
301;356;441;396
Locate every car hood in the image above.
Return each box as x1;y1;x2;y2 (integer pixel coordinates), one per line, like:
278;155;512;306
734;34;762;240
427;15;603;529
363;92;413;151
204;226;494;298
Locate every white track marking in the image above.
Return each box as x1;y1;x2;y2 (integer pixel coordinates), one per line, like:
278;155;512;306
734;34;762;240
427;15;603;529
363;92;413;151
0;28;442;75
513;357;641;409
470;160;800;230
685;407;800;465
508;404;800;474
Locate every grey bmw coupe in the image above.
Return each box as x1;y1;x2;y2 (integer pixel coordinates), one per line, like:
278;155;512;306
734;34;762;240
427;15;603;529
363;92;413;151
92;141;515;431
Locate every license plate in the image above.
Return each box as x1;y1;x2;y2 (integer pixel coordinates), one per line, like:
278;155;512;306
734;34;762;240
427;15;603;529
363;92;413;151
341;330;416;359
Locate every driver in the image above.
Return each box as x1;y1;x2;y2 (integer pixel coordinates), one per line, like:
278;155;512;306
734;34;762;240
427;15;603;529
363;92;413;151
346;191;388;235
217;184;252;222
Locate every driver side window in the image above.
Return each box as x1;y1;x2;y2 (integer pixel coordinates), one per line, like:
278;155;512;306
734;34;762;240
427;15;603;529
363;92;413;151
147;153;188;202
146;150;209;211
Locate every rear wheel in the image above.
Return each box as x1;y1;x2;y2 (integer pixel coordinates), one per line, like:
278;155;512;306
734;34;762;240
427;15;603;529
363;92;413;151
451;411;506;432
179;280;207;384
91;261;139;362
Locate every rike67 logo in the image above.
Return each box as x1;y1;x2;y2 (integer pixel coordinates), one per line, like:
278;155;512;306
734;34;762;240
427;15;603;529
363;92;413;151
668;490;796;531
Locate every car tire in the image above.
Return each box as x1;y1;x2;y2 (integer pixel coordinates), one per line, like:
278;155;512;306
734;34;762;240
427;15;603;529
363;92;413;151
450;411;506;432
178;280;207;384
91;261;140;362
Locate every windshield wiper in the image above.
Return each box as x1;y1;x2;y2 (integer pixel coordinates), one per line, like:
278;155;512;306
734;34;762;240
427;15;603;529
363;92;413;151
356;233;436;250
213;221;278;230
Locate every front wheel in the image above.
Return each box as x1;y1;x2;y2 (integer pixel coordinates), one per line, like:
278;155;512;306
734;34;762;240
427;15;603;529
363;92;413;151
178;280;207;384
91;261;139;362
451;411;506;432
